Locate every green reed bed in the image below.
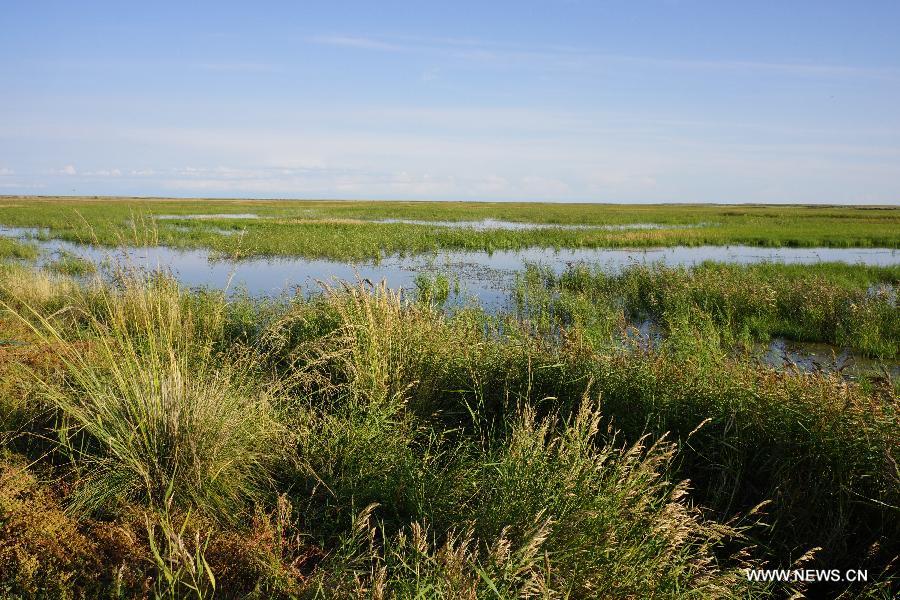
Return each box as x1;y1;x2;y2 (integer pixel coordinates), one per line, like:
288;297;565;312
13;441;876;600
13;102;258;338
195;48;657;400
46;251;97;276
1;197;898;260
0;264;897;598
0;237;38;261
273;285;898;578
516;261;900;359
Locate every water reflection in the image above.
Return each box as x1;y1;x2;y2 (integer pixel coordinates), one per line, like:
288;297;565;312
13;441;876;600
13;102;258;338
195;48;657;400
372;218;707;231
155;213;259;220
758;338;899;379
3;228;897;378
1;230;897;311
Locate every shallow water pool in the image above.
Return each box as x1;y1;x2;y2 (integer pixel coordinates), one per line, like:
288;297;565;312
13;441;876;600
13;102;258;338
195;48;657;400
1;227;898;309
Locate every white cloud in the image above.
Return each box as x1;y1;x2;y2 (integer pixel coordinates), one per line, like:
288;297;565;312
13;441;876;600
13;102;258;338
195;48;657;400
60;165;77;175
0;167;14;176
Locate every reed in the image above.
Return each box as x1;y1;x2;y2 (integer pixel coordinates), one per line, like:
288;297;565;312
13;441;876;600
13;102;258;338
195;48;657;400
0;237;38;260
515;261;900;358
2;270;280;521
0;263;896;597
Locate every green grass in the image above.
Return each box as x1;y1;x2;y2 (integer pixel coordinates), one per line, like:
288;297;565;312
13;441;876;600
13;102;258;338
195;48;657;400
46;251;96;276
0;201;894;598
0;237;38;261
7;275;279;521
1;196;898;260
0;262;897;598
515;261;900;358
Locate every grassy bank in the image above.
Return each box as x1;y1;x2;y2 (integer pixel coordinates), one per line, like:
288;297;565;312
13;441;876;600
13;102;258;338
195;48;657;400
0;262;897;598
1;196;898;260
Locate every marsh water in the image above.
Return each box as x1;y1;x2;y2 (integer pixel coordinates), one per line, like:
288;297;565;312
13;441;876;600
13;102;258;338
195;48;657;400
372;218;709;231
154;213;261;220
149;215;706;231
4;227;897;306
2;225;898;377
758;337;899;379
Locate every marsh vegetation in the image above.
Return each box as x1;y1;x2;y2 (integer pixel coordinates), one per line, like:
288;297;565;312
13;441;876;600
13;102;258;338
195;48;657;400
1;197;898;260
0;199;898;598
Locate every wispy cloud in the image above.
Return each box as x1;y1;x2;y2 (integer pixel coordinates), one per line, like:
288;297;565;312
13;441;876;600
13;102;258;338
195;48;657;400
155;167;574;200
83;168;122;176
30;58;283;74
0;182;44;189
608;54;899;78
307;35;405;52
420;67;440;82
306;33;900;79
191;62;282;73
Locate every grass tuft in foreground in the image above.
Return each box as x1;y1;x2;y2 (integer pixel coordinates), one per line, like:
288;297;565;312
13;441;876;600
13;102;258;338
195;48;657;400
3;271;280;521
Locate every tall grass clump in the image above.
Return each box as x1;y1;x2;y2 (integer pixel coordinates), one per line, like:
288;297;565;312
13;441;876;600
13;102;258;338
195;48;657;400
279;285;766;596
469;398;761;597
0;263;83;312
282;281;485;415
574;347;900;579
280;282;477;540
3;269;280;521
0;237;39;260
414;272;455;307
46;251;97;276
309;399;765;599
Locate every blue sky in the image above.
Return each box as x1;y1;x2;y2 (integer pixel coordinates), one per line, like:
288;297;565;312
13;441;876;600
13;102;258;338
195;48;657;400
2;1;899;203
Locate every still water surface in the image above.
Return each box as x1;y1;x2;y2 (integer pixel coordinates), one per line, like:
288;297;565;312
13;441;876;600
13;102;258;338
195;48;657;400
2;226;897;308
3;226;898;377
